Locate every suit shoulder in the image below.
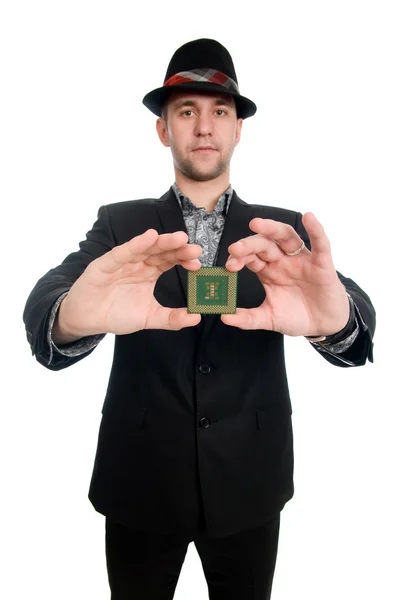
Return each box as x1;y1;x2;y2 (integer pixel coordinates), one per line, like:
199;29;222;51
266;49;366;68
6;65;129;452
97;196;168;243
237;195;301;226
103;197;159;217
100;198;162;236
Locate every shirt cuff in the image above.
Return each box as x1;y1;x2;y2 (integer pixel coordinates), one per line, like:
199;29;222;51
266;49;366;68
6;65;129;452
306;294;356;352
307;296;369;365
47;292;105;366
318;317;359;354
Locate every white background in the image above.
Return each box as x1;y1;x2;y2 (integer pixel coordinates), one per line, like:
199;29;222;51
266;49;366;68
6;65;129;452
1;1;400;598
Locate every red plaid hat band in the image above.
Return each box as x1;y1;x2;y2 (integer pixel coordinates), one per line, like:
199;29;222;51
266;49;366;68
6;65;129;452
164;68;240;94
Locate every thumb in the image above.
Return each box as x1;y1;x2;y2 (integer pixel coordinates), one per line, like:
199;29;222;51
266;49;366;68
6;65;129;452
146;306;201;330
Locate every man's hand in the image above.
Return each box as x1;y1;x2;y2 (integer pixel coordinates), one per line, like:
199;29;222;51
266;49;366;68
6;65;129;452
222;213;350;337
54;229;202;341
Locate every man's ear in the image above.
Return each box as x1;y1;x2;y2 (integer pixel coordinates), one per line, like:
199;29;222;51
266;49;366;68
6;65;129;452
235;118;243;146
156;118;170;147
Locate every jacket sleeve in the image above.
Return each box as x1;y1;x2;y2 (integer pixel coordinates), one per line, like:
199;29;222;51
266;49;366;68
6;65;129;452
22;205;116;371
294;212;376;368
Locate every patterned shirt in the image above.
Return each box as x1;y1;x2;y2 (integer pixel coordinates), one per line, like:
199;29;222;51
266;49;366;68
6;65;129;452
172;182;232;266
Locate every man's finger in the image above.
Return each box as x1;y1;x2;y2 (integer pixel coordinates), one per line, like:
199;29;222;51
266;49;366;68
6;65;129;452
144;244;202;267
146;306;201;330
221;307;271;330
226;252;271;272
248;219;307;256
301;213;332;259
157;258;201;273
227;235;283;266
100;229;159;273
243;256;267;273
100;230;190;273
142;231;191;256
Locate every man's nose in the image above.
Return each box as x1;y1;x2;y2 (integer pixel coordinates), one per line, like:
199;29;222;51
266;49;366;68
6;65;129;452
194;112;213;136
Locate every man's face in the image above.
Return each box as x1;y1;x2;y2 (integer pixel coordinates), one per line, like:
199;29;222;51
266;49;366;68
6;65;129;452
157;92;242;182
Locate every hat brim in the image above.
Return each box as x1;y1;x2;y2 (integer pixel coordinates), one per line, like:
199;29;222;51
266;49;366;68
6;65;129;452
142;81;257;119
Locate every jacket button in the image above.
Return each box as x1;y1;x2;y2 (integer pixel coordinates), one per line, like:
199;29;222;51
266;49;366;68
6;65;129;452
199;417;210;428
199;364;211;374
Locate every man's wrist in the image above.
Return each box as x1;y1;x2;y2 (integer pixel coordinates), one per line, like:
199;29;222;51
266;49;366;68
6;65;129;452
52;297;86;345
306;295;356;346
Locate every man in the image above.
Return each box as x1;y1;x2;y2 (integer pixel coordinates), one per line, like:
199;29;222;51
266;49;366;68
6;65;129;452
23;38;375;599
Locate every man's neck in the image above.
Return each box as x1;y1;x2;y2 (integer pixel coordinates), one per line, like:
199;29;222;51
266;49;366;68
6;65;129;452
174;170;231;212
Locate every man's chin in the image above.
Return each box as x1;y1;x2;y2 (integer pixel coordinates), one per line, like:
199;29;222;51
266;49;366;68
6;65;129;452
180;163;227;182
188;172;222;182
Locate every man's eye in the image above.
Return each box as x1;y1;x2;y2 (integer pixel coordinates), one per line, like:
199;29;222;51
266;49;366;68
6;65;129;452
182;110;194;117
216;109;226;116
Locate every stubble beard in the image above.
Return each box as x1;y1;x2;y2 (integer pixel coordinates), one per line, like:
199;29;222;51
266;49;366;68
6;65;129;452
169;139;236;182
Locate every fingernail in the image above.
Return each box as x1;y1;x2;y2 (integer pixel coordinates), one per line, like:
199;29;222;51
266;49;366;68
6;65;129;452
227;256;237;265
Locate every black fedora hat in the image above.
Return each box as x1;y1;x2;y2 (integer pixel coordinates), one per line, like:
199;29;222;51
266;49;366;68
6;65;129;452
142;38;257;119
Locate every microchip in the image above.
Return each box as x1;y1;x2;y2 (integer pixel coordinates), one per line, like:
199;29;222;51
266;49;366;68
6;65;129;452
187;267;238;314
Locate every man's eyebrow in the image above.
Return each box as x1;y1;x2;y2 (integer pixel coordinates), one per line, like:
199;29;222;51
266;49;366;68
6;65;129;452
171;98;234;110
171;100;196;109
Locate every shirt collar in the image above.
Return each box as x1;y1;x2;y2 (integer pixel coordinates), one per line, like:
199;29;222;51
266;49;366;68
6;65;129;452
172;182;233;216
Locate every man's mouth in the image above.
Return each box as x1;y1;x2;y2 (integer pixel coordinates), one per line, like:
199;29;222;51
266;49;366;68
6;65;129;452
192;146;217;153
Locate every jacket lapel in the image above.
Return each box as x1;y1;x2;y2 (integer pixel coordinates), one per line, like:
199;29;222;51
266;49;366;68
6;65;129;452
155;188;189;303
214;191;253;267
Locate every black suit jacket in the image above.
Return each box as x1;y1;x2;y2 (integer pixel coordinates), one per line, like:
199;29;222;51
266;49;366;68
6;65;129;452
23;188;375;538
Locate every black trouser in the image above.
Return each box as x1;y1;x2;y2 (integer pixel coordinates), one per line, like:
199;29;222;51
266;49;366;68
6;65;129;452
105;509;281;600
